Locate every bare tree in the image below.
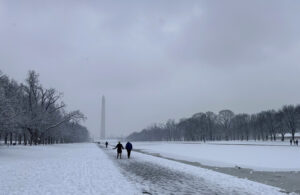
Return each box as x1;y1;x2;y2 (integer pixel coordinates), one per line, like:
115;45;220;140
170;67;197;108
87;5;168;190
263;110;277;141
206;111;217;141
165;119;176;141
281;105;299;141
218;110;234;140
231;114;250;141
275;111;287;141
20;71;86;145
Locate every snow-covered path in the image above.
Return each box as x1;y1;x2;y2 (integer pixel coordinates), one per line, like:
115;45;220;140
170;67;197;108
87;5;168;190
0;143;138;195
111;154;221;194
101;144;287;195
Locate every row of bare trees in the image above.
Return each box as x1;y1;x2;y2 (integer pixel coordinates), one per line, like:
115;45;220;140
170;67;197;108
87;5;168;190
127;106;300;142
0;70;89;145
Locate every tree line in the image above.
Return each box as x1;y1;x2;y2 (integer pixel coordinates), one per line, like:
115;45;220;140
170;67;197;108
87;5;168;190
127;106;300;142
0;70;89;145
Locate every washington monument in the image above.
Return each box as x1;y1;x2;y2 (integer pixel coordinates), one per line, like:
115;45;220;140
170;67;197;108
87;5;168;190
100;96;105;139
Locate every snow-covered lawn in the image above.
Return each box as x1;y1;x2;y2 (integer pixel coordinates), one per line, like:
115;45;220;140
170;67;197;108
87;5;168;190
132;141;300;171
1;142;297;195
0;143;138;195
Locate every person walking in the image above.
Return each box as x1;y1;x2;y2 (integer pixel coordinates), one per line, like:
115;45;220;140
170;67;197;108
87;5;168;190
105;141;108;148
290;139;293;145
125;142;133;159
113;142;124;159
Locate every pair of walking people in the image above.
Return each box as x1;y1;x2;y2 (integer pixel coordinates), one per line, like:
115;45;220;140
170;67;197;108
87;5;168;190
290;139;299;146
113;141;133;159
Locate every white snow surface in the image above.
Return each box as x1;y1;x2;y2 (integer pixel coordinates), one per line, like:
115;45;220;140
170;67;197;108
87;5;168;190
0;143;138;195
0;142;296;195
132;141;300;171
127;149;286;195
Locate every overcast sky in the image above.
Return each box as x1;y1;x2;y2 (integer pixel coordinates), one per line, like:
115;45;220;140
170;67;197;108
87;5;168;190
1;0;300;138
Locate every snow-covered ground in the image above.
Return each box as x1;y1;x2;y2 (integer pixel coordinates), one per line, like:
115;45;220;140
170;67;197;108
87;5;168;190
132;141;300;171
102;143;289;195
0;143;138;195
1;142;297;195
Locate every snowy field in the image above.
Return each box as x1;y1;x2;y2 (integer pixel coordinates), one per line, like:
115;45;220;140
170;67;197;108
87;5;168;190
0;143;296;195
132;141;300;171
0;143;138;195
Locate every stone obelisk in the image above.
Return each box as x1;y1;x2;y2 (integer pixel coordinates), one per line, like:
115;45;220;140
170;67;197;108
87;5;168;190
100;96;105;139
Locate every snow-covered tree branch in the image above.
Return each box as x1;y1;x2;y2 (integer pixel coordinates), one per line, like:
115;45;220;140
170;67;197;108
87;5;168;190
0;70;89;145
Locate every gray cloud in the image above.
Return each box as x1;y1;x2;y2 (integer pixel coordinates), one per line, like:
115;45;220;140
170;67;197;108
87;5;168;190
1;0;300;137
170;0;300;67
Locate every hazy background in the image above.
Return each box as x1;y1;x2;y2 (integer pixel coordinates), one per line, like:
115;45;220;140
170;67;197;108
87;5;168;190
1;0;300;138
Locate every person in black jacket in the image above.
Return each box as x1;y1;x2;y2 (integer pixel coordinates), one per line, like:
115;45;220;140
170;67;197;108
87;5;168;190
105;141;108;148
113;142;124;159
125;142;133;159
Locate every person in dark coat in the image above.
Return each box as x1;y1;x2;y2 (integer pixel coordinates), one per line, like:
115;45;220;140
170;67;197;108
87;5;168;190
113;142;124;159
105;141;108;148
290;139;293;145
125;142;133;159
296;139;299;146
